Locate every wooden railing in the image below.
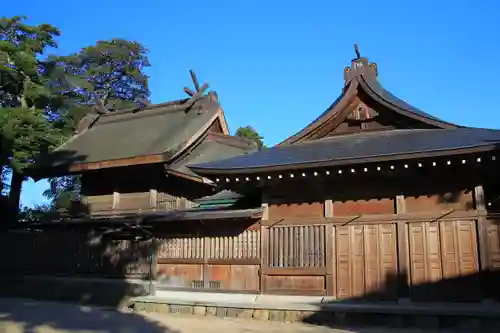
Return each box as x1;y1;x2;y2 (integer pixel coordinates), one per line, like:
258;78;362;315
62;192;197;217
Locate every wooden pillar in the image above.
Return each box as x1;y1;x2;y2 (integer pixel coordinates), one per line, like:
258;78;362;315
149;239;158;295
474;185;489;270
112;191;120;211
260;194;269;294
203;236;210;288
324;199;334;218
325;224;335;296
149;188;158;211
395;194;410;301
474;185;492;302
324;199;335;296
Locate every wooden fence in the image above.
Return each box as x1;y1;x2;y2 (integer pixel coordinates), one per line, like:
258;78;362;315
0;229;153;278
1;216;500;303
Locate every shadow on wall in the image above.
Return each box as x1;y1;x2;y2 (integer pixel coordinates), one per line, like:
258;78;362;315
301;269;500;330
0;144;179;333
0;223;176;333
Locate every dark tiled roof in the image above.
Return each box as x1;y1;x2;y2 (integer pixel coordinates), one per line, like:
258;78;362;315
360;75;458;126
39;97;220;169
169;136;258;178
189;128;500;174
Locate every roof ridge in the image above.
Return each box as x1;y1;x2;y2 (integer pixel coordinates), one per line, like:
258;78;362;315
207;132;258;149
278;129;434;149
98;98;192;118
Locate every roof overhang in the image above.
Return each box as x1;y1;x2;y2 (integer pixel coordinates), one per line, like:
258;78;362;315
13;207;265;228
28;153;170;180
189;143;500;176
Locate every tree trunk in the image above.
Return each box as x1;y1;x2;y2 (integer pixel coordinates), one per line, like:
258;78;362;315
8;171;24;214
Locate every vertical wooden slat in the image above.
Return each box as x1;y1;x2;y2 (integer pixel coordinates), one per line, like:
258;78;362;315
203;236;209;288
300;226;305;267
326;224;335;296
278;227;284;267
325;199;334;217
292;227;298;267
316;226;322;266
273;228;279;267
396;194;410;299
336;226;351;299
283;227;289;267
260;226;268;294
244;231;249;259
150;239;158;295
474;186;490;272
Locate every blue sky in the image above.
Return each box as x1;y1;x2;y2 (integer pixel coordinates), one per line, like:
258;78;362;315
3;0;500;207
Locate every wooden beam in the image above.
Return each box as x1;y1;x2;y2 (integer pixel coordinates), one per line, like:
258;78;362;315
157;258;260;265
68;154;166;172
184;87;195;97
261;209;482;226
262;267;327;276
189;70;200;91
165;169;210;184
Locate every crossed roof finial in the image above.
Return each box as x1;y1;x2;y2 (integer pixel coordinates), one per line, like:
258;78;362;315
354;44;361;59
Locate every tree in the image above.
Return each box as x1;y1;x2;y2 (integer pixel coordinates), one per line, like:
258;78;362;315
49;38;151;113
235;126;265;149
0;16;63;213
43;38;151;209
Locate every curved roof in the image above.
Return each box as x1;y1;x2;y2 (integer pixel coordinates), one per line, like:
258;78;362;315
189;128;500;175
33;96;225;176
280;54;459;145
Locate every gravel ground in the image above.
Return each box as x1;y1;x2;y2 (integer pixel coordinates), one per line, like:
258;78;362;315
0;298;473;333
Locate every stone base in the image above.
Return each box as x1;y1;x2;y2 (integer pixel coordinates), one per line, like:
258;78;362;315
132;301;500;331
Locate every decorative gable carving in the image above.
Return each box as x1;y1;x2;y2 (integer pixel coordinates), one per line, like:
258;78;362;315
346;102;379;121
344;44;378;85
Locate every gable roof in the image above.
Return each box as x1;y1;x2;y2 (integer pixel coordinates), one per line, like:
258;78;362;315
167;132;258;182
189;128;500;175
280;50;459;145
33;96;226;176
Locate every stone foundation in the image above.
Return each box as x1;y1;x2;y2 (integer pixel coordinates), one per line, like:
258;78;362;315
132;301;500;331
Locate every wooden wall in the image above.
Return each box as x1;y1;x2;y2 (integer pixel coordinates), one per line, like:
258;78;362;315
255;178;498;302
156;227;260;292
80;165;200;215
0;229;152;278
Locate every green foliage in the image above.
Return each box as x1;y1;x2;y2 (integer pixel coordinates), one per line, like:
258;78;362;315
17;203;52;223
44;175;81;210
43;39;151;209
0;16;60;109
0;16;152;216
0;107;62;172
49;38;151;113
235;126;265;149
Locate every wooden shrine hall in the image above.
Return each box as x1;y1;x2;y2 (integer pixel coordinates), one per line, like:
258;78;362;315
189;46;500;302
7;47;500;308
